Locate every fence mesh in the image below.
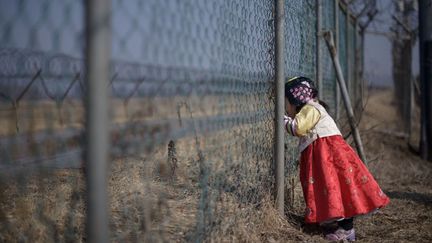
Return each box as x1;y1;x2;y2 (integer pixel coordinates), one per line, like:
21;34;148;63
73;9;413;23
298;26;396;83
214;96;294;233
283;0;317;195
0;0;85;242
109;1;277;241
284;0;317;79
0;0;364;241
321;0;337;117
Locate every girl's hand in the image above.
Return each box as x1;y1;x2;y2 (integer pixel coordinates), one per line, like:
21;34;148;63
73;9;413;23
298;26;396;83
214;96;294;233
284;115;292;126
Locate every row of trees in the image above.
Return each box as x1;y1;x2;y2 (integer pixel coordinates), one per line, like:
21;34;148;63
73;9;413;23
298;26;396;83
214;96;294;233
347;0;432;161
389;0;431;161
348;0;431;161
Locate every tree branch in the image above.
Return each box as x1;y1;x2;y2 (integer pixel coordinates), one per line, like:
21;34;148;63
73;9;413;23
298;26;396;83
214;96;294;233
391;14;414;34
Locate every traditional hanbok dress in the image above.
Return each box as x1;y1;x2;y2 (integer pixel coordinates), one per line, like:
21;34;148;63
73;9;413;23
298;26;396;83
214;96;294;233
286;100;390;223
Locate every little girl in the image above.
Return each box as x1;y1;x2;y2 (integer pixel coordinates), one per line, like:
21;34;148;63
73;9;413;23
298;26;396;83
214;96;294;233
284;76;390;241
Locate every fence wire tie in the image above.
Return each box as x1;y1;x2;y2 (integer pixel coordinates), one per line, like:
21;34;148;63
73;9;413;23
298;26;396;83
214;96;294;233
124;78;146;105
60;73;81;101
16;69;42;103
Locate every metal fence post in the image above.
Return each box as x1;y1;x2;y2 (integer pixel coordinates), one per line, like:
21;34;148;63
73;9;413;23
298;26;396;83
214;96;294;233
85;0;111;242
354;22;360;108
346;8;351;102
316;0;322;98
275;0;285;215
335;0;340;120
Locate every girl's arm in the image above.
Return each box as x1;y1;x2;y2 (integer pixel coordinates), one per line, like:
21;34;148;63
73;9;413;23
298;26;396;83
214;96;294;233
285;105;321;137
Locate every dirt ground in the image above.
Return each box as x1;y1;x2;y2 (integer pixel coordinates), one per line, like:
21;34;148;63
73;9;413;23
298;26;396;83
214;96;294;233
279;89;432;242
348;89;432;242
94;89;432;242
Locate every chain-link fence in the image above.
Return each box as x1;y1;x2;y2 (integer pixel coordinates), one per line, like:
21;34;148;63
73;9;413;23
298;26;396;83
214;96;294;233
0;1;85;242
0;0;364;241
334;1;365;130
321;0;338;117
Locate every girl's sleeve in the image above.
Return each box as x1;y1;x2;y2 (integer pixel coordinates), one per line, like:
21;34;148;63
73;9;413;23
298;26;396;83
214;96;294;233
285;105;321;137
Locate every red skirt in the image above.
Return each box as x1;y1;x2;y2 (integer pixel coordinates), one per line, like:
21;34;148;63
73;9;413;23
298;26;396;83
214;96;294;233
300;135;390;223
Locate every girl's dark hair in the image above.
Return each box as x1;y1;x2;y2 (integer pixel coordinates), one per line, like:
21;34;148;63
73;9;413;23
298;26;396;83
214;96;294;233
285;76;330;111
295;103;306;113
318;99;330;111
284;77;317;106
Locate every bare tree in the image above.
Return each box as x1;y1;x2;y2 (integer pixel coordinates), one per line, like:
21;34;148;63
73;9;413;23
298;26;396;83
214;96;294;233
347;0;378;113
390;0;417;136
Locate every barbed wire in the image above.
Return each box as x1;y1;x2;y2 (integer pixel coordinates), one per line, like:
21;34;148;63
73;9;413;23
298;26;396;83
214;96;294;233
0;0;363;241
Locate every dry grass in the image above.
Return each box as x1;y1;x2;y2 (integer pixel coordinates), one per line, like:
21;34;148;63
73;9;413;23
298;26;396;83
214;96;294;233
0;169;85;242
1;89;432;242
0;95;247;136
355;89;432;242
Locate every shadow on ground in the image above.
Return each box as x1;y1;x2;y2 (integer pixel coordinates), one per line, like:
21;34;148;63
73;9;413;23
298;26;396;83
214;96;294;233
384;190;432;206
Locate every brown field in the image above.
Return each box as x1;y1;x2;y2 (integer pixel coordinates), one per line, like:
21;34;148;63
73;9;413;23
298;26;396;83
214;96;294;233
1;89;431;242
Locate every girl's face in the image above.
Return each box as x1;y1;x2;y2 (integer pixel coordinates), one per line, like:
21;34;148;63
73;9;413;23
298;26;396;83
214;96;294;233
285;98;296;118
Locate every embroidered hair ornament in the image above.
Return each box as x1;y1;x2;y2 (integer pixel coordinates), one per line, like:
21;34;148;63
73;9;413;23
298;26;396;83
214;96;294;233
285;76;318;106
